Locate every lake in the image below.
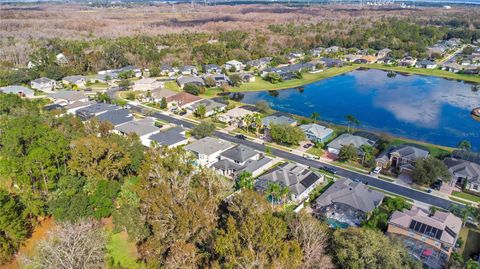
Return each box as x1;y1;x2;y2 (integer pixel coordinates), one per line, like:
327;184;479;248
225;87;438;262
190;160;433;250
233;69;480;149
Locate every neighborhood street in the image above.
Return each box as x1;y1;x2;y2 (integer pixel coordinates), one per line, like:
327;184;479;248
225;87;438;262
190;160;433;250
129;103;464;210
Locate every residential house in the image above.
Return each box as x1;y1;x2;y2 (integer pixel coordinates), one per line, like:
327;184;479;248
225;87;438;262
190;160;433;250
387;207;462;269
48;90;88;106
377;56;395;65
0;85;35;98
75;103;118;120
311;47;325;57
262;115;297;128
300;123;334;143
327;133;377;156
166;92;202;108
325;46;340;53
441;62;462;73
179;65;198;75
204;74;231;87
92;73;119;83
204;64;222;74
256;162;324;202
212;144;261;177
428;44;448;57
133;78;164;92
354;55;377;64
444;158;480;195
184;137;235;167
115;118;161;147
64;100;95;114
287;52;304;63
149;126;188;148
375;145;430;173
343;54;362;62
224;60;244;72
217;106;257;124
96;108;133;127
237;156;275;178
398;56;417;67
377;48;392;58
240;73;255;83
313;178;385;227
160;65;177;77
31;77;56;92
416;60;438;69
149;88;177;103
176;76;205;89
246;57;272;70
62;76;86;88
190;98;227;117
319;58;344;68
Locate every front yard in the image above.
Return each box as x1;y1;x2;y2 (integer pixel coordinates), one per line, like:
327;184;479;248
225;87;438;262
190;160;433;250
451;191;480;204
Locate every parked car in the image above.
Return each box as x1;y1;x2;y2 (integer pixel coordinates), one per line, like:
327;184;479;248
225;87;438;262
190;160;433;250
321;166;337;175
303;143;312;149
431;180;443;191
371;167;382;175
235;134;246;140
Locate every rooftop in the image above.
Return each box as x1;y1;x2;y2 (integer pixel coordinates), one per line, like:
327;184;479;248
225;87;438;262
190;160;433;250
48;90;86;102
444;158;480;184
115;118;159;137
149;126;187;146
327;133;375;150
184;137;235;156
300;123;334;139
220;145;258;163
97;109;133;126
262;115;297;127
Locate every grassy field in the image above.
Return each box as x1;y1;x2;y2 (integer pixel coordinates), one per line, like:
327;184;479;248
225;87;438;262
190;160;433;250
451;191;480;203
106;231;142;269
458;224;480;260
163;81;181;92
363;64;480;83
307;146;324;157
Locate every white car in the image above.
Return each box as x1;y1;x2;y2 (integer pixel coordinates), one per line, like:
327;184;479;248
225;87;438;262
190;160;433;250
372;167;382;174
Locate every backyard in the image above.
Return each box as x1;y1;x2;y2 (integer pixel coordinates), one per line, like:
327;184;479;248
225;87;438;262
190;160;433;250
458;224;480;261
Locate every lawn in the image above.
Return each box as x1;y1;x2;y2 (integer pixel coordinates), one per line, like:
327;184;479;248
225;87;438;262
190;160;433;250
307;146;324;157
451;191;480;203
163;81;181;92
364;63;480;83
458;224;480;260
107;231;142;269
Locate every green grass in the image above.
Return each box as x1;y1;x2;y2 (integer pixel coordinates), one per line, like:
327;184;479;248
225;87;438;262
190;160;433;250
458;224;480;260
449;196;473;206
363;63;480;83
451;191;480;203
107;232;142;269
307;146;324;157
164;81;181;92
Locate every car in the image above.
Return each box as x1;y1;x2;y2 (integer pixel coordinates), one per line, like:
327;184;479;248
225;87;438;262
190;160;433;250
303;143;312;149
235;134;246;140
321;166;337;175
426;188;433;193
372;167;382;174
431;180;443;191
351;178;361;183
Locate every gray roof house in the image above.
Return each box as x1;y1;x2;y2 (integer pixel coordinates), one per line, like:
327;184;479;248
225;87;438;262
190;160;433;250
416;59;437;69
0;85;35;98
220;145;260;166
96;109;133;127
31;77;56;92
203;64;222;74
256;162;324;202
212;145;273;179
75;103;118;120
148;126;188;148
114;118;160;146
444;158;480;194
184;137;235;167
62;75;86;87
190;99;227;117
179;65;198;75
314;178;385;227
376;144;429;172
48;90;88;104
176;76;205;89
261;115;297;127
300;123;334;143
327;133;377;156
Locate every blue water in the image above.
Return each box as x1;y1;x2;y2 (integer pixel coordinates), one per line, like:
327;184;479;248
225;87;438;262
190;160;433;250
327;218;350;229
235;69;480;149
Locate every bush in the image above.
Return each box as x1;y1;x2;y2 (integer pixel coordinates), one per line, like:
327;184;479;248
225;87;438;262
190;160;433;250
191;121;215;138
184;84;200;95
269;123;305;145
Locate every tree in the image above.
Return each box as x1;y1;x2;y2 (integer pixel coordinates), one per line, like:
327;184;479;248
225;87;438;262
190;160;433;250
310;112;320;122
48;175;92;222
184;84;200;95
265;72;283;84
256;101;270;113
89;179;121;219
229;74;242;87
412;157;451;186
22;221;106;269
236;171;254;190
160;97;167;109
204;76;216;88
458;140;472;151
345;114;360;132
194;104;207;118
338;144;358;162
266;182;283;208
190;121;215;139
269;123;305;145
332;227;421;269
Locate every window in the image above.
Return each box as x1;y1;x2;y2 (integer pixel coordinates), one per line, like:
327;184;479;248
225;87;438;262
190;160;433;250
473;184;479;191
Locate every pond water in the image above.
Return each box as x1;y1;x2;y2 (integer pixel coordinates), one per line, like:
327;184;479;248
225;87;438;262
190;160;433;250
233;69;480;149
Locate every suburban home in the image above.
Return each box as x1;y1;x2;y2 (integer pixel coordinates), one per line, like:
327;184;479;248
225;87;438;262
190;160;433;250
325;46;340;53
313;178;385;227
212;144;265;178
444;157;480;195
441;62;462;73
204;74;231;87
256;162;324;203
62;76;86;88
166;92;202;108
428;44;448;57
114;118;160;147
287;52;304;63
246;57;272;70
240;73;255;83
96;108;133;127
311;47;325;57
203;64;222;74
398;56;417;67
31;77;56;92
92;73;118;83
133;78;164;92
190;98;227;117
354;55;377;64
224;60;244;71
99;65;142;78
237;156;275;178
220;144;260;166
376;56;395;65
48;90;88;105
160;65;177;76
75;103;119;120
416;60;438;69
262;115;297;128
149;88;177;103
387;207;462;269
217;106;257;124
327;133;377;156
376;48;392;58
184;137;235;167
375;145;430;173
179;65;198;75
300;123;334;143
176;76;205;89
343;54;361;62
148;126;188;148
319;57;344;68
0;85;35;98
64;100;95;114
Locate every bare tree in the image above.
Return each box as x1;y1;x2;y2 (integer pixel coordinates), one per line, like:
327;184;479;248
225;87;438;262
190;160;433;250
288;212;334;269
21;220;106;269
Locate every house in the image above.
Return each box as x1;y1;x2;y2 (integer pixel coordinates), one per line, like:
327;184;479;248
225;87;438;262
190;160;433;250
116;65;142;78
377;48;392;58
319;58;344;68
441;62;462;73
428;44;447;57
343;54;361;62
166;92;202;108
96;109;133;127
31;77;56;92
149;88;177;103
220;144;260;166
64;100;95;114
354;55;377;64
184;137;235;167
262;115;297;127
287;52;304;63
387;207;462;269
179;65;198;75
300;123;334;143
133;78;164;92
246;57;272;70
92;73;119;83
204;74;231;87
416;60;438;69
176;76;205;89
313;178;385;227
75;103;118;120
224;60;244;72
375;145;429;173
444;158;480;195
256;162;324;202
0;85;35;98
48;90;88;105
203;64;222;74
311;47;325;57
398;56;417;67
325;46;340;53
190;98;227;117
376;56;395;65
149;126;188;148
160;65;177;77
217;106;257;124
237;156;275;178
114;118;160;146
62;76;86;88
240;73;255;83
327;133;377;156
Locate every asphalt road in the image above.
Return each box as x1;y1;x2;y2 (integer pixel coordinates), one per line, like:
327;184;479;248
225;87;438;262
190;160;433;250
129;104;463;210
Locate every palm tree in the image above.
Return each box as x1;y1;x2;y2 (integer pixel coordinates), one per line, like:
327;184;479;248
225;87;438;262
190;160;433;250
252;113;263;136
310;112;320;122
279;186;290;208
345;114;360;133
266;182;282;209
242;114;253;132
